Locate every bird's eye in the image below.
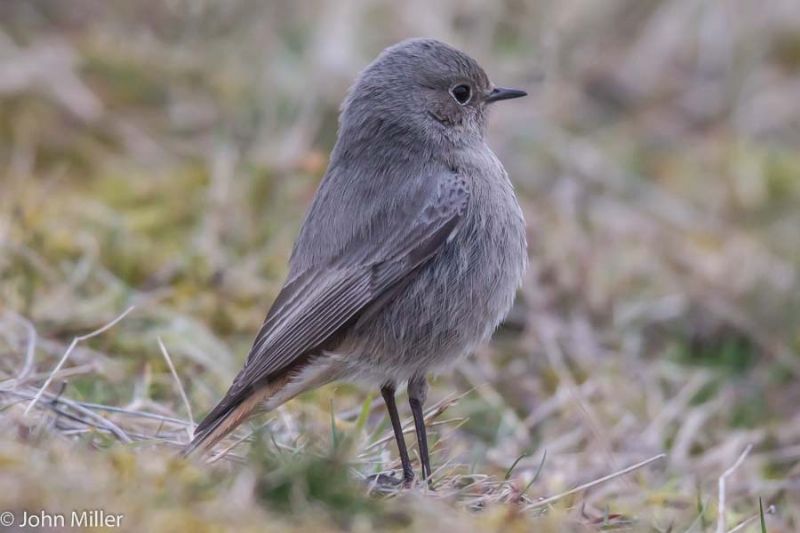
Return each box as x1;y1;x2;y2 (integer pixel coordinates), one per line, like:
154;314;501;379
450;84;472;105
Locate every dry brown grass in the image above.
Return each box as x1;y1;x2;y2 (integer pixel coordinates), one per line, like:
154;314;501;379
2;0;800;531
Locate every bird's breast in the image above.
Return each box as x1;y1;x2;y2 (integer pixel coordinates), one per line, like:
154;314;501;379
340;146;527;382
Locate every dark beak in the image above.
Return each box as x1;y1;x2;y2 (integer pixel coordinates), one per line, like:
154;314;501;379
486;87;527;104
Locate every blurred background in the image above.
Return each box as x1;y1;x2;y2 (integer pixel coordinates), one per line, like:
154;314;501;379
1;0;800;530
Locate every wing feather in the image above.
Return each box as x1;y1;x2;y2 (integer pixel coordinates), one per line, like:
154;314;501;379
192;171;469;440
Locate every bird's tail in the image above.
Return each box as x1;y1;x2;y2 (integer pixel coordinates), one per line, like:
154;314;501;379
181;376;289;458
182;358;338;458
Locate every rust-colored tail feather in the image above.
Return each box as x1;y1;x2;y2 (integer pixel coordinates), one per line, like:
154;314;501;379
182;357;337;458
181;377;288;458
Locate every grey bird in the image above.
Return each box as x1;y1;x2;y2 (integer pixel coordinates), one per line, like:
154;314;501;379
183;38;527;484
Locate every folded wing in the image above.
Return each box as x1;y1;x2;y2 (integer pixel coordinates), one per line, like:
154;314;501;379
188;171;470;449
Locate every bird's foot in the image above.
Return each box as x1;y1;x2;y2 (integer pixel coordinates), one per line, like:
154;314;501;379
366;471;415;493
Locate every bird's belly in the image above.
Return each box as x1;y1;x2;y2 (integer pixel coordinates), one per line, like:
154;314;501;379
340;207;526;383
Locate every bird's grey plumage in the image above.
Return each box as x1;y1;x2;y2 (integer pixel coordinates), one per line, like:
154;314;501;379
186;38;527;461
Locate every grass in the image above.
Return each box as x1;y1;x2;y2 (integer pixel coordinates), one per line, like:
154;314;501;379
2;0;800;531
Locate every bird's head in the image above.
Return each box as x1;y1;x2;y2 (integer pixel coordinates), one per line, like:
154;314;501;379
339;38;526;150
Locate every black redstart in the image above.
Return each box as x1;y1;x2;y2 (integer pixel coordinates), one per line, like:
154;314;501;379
184;38;528;485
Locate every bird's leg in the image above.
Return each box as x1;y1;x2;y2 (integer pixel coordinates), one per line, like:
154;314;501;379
408;374;431;481
380;382;415;485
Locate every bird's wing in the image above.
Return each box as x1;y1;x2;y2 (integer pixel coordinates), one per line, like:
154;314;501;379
195;171;469;430
186;170;469;454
